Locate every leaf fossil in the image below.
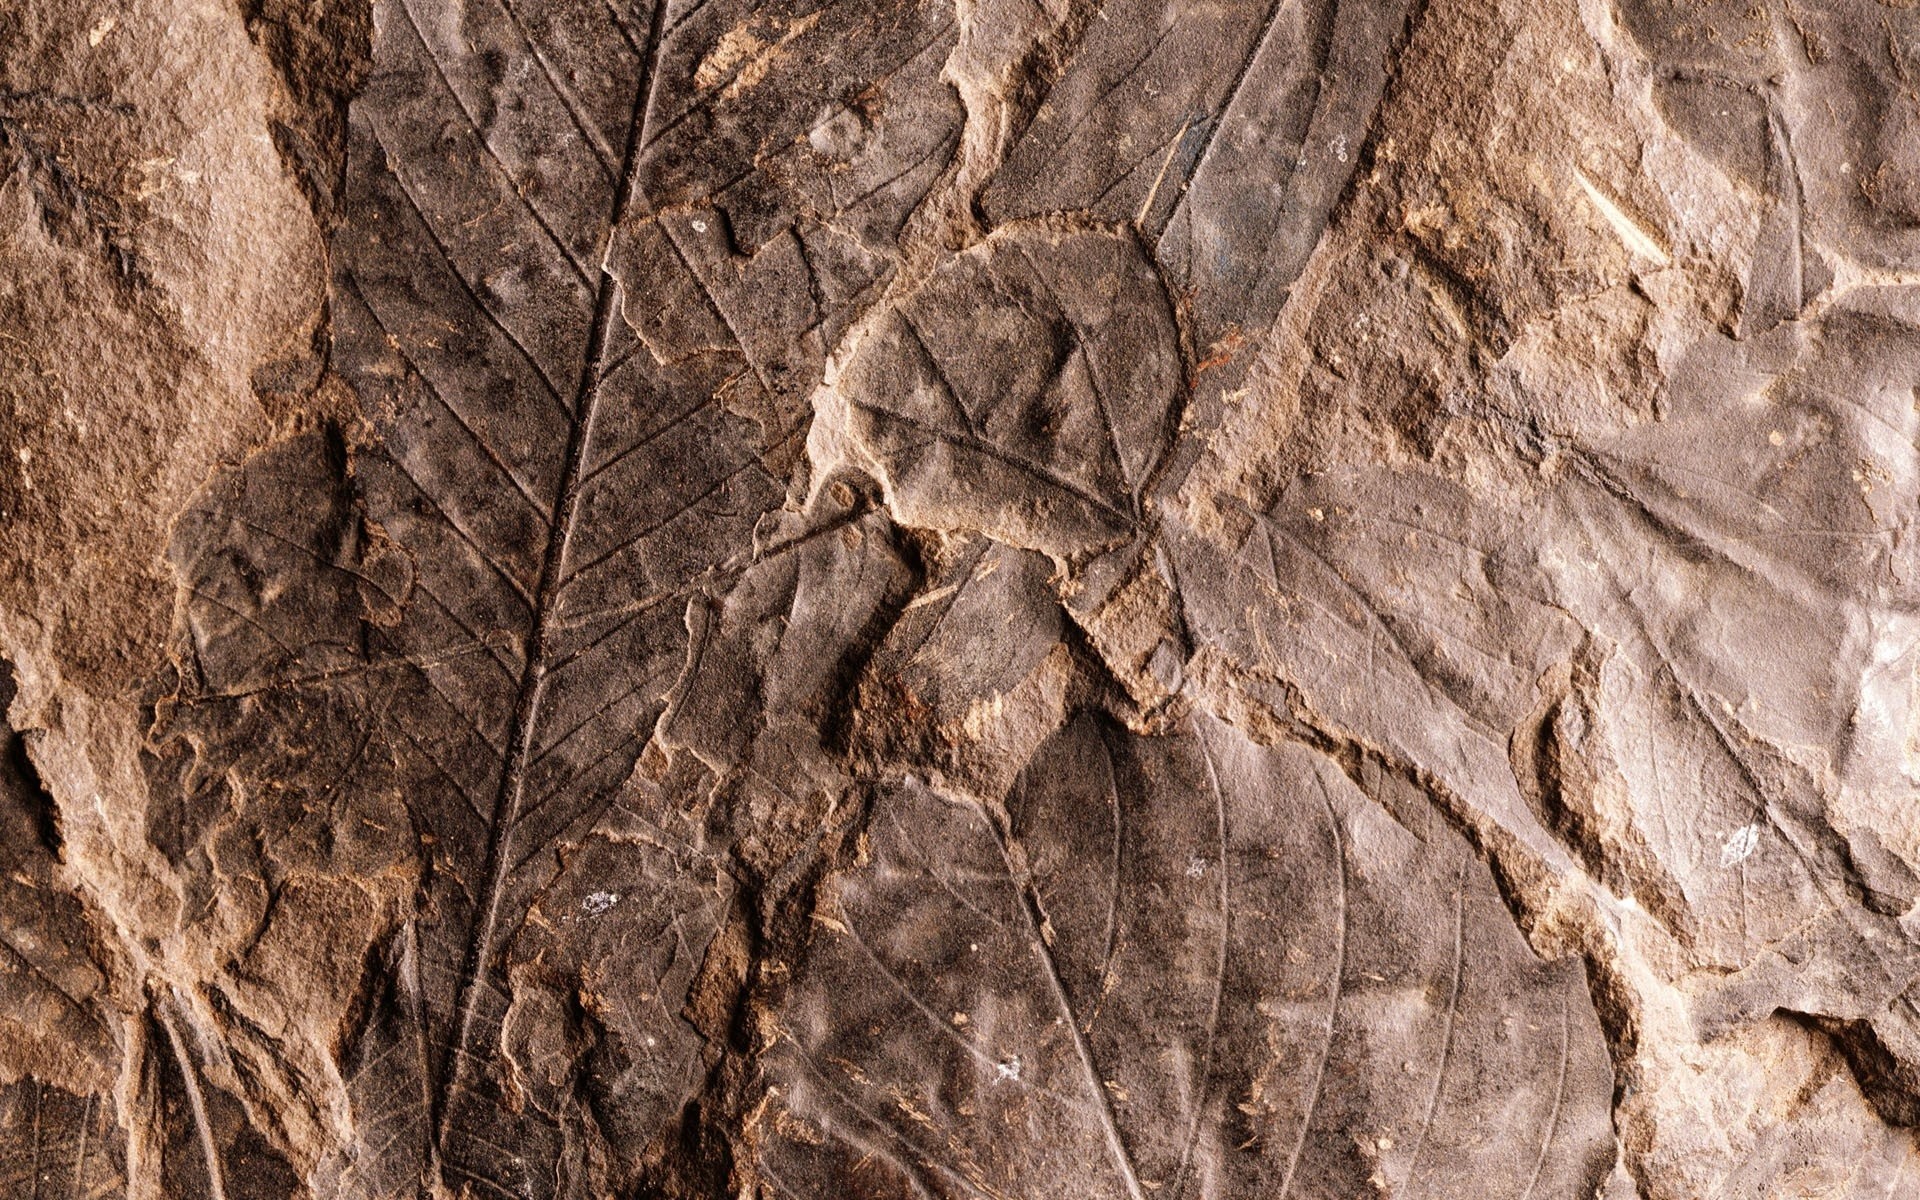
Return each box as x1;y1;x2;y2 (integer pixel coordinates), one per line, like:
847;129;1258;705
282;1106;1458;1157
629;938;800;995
756;712;1618;1199
24;0;1920;1189
159;0;961;1195
52;0;1651;1193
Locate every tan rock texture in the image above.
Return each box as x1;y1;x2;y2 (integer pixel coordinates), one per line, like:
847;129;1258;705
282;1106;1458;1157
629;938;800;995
4;0;1919;1196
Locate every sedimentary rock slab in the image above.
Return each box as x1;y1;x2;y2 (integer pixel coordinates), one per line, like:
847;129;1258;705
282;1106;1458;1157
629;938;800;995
5;0;1920;1196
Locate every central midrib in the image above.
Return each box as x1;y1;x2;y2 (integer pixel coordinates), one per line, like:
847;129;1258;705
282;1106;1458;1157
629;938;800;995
430;0;671;1156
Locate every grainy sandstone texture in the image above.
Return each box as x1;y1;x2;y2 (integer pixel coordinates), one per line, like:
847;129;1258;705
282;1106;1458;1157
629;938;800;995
4;0;1920;1196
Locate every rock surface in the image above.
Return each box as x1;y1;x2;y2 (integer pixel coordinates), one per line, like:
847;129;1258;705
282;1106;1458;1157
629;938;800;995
3;0;1919;1196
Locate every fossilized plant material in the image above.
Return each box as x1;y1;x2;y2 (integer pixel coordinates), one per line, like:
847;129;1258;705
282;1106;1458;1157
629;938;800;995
5;0;1920;1196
